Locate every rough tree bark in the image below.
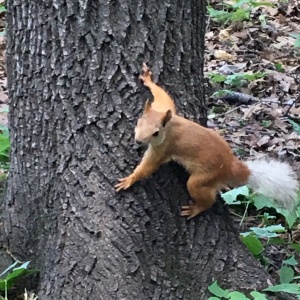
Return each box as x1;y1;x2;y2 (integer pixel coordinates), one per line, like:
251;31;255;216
1;0;278;299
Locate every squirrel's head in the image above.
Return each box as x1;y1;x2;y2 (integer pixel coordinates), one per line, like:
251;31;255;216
134;100;172;146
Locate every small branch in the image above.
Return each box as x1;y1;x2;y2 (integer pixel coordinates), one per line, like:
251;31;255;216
213;91;259;104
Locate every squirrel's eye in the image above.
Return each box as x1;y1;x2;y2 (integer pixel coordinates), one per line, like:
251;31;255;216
152;131;159;137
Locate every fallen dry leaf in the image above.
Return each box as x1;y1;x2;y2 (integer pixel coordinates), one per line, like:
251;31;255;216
214;50;236;62
268;71;295;92
218;29;231;41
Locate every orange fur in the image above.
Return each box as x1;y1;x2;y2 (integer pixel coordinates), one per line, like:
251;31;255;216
139;63;176;114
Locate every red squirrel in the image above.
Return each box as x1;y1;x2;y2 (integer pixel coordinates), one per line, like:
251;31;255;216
115;64;299;219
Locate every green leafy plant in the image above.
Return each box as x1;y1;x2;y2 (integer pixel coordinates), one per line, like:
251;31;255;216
0;3;6;36
221;186;300;266
288;119;300;135
221;186;300;228
0;125;10;167
261;120;272;128
208;280;300;299
290;33;300;48
207;0;274;25
277;255;299;285
274;63;284;73
0;5;6;14
242;224;286;239
0;106;10;171
260;212;276;226
208;72;266;88
240;225;286;257
0;261;38;300
208;281;268;299
263;283;300;295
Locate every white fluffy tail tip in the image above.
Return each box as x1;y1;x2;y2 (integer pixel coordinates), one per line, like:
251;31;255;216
246;159;299;209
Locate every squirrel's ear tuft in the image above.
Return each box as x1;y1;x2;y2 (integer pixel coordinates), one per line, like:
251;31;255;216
144;99;151;113
162;110;172;127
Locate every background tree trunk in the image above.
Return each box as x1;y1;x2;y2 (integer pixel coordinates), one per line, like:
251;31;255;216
2;0;275;299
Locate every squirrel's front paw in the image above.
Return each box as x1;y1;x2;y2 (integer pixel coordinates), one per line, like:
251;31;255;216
115;176;134;192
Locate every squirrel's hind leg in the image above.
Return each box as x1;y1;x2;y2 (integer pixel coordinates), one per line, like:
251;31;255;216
181;175;217;219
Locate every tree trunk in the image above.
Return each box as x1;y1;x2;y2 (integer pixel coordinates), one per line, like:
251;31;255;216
2;0;274;299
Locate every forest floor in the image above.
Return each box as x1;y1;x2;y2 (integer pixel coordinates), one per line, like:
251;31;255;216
205;0;300;175
205;0;300;282
0;0;299;292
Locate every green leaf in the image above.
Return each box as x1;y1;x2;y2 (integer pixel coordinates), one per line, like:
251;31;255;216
222;72;266;88
0;139;10;159
208;73;227;83
294;38;300;48
207;7;232;23
276;207;298;229
208;297;221;300
0;126;10;161
243;72;265;81
240;234;264;255
0;107;8;113
263;212;276;220
221;186;249;205
291;244;300;252
0;280;6;291
0;6;6;13
208;281;230;298
2;268;38;291
274;63;284;73
259;15;267;27
288;119;300;135
5;268;27;282
261;120;272;128
231;8;250;22
251;194;273;210
279;266;294;284
267;237;285;245
228;291;250;299
0;261;38;291
283;255;298;266
249;225;285;238
212;90;233;98
251;193;298;228
251;2;275;7
224;74;243;86
0;125;9;136
250;291;268;300
263;283;300;294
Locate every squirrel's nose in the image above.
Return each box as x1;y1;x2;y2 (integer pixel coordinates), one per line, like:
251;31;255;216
135;139;143;145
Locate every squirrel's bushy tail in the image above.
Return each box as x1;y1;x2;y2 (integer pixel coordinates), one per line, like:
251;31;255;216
245;159;299;209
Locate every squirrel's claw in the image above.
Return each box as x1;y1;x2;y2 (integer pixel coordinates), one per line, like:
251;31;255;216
142;62;149;73
140;63;152;85
181;205;204;219
181;206;192;217
115;176;133;192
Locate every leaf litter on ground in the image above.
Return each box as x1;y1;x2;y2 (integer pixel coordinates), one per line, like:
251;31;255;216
206;0;300;283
